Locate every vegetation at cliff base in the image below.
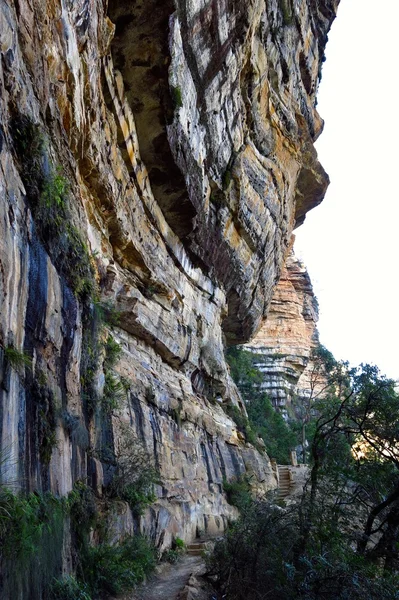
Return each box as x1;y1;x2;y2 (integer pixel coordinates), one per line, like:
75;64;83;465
208;362;399;599
0;480;157;600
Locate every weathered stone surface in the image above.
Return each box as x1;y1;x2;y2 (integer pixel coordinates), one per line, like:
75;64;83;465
0;0;338;570
245;248;323;414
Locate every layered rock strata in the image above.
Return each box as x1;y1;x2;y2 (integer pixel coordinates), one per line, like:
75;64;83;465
0;0;338;570
245;248;324;415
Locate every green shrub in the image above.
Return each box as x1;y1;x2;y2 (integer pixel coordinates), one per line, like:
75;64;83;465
68;482;97;549
174;536;185;549
105;425;160;517
225;404;261;449
3;346;32;373
280;0;294;25
102;372;127;414
103;335;122;370
170;85;183;109
50;576;91;600
93;300;121;327
0;489;66;599
80;535;157;597
247;394;297;464
223;474;253;509
30;379;58;466
208;499;399;600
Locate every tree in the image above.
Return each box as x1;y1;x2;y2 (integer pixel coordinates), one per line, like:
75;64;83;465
297;363;399;572
209;361;399;598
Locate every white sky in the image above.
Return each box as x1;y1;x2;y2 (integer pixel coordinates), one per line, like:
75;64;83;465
294;0;399;380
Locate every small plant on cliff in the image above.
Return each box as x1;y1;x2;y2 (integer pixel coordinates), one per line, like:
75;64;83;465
105;425;160;517
11;114;96;301
170;85;183;110
102;372;128;413
3;346;32;374
279;0;294;25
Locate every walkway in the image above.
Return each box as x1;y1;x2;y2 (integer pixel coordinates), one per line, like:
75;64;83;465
130;554;206;600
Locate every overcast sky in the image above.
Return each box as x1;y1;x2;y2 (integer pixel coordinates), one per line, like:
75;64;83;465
294;0;399;380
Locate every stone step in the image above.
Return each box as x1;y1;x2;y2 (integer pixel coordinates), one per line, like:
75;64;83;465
186;542;208;556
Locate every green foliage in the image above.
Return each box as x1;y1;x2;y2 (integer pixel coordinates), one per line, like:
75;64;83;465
11;115;44;199
79;535;157;597
170;85;183;109
33;170;95;299
223;474;253;509
31;379;58;466
163;537;186;563
210;362;399;598
225;404;260;448
226;346;297;462
226;347;262;388
163;549;181;563
50;576;91;600
3;346;32;373
280;0;294;25
0;482;157;599
0;489;66;599
93;299;121;327
11;114;96;300
247;394;297;464
174;536;185;549
101;336;125;414
102;372;127;414
208;498;399;600
103;335;122;370
80;306;102;415
68;481;97;550
105;425;160;517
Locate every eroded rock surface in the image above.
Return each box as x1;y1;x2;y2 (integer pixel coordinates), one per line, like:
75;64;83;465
245;248;323;414
0;0;338;572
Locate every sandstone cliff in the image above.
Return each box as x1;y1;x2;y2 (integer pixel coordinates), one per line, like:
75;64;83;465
245;248;322;416
0;0;338;574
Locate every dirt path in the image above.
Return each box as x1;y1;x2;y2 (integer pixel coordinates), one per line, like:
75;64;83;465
131;555;205;600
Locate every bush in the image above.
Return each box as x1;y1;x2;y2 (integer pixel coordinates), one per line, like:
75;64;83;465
223;475;253;509
0;489;66;599
208;499;399;600
225;404;261;449
163;537;186;563
50;576;91;600
3;346;32;373
102;372;127;414
105;425;160;517
80;535;157;597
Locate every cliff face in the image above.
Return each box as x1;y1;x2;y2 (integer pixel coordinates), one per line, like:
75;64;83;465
0;0;338;556
245;249;321;415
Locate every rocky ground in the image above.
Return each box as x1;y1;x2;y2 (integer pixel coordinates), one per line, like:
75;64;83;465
129;555;210;600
